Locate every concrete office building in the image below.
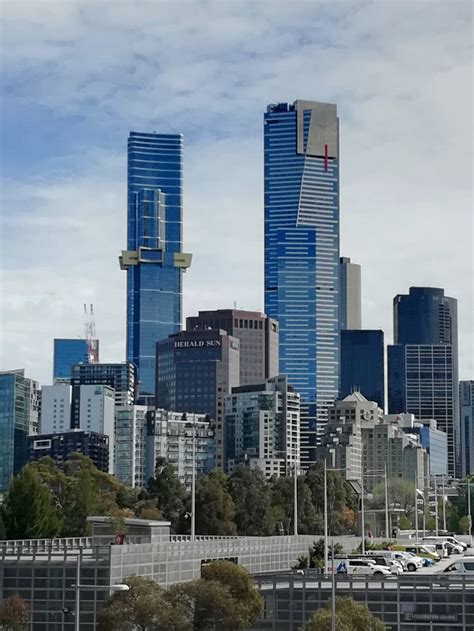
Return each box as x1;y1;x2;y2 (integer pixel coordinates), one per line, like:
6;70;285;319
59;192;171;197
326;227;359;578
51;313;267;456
340;329;385;410
224;375;300;477
40;384;72;435
77;385;115;473
28;430;109;472
317;393;429;492
186;309;279;386
156;328;240;469
264;100;340;467
0;370;40;493
388;287;459;477
53;338;99;383
115;405;152;487
385;413;448;478
460;380;474;476
120;132;192;401
71;361;136;413
339;257;361;330
146;410;214;489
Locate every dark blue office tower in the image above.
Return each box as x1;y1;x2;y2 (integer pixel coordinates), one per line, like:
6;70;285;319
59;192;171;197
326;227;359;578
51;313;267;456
388;287;459;476
340;330;384;410
120;132;192;402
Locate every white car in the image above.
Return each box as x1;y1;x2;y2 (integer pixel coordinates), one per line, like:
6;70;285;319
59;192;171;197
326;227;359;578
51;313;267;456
423;537;464;555
334;559;391;577
442;556;474;574
424;535;468;552
392;552;423;572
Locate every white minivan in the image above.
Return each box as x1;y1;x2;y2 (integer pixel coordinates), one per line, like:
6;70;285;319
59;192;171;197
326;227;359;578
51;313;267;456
442;556;474;574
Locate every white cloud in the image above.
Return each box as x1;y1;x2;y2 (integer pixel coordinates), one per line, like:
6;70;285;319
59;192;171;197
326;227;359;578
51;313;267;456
0;0;472;386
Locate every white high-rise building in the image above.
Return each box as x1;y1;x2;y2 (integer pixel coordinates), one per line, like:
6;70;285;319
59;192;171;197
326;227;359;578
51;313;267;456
40;384;73;435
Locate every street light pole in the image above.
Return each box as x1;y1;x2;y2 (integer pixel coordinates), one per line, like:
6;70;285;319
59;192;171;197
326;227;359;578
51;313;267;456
294;460;298;536
191;419;196;542
442;477;446;533
468;478;472;549
360;477;365;555
324;460;328;574
331;540;336;631
414;456;419;542
74;550;81;631
384;463;389;539
434;477;439;537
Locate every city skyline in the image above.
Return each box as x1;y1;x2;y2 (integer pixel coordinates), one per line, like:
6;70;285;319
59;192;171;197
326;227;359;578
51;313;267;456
1;2;473;386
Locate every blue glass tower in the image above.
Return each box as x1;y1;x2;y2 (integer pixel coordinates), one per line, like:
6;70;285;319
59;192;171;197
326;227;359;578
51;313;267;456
264;100;340;466
53;339;93;382
388;287;459;477
120;132;191;401
340;330;385;410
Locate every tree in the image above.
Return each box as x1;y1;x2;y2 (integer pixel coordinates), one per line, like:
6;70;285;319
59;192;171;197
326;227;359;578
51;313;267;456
2;466;62;539
458;515;471;534
148;457;187;531
194;471;237;535
201;560;263;625
304;596;385;631
305;464;357;534
168;561;263;631
398;515;410;530
0;594;29;631
228;466;275;535
374;478;416;517
270;475;320;535
97;576;188;631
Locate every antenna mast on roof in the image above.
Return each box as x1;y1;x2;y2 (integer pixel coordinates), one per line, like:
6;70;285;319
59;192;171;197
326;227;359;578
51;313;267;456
83;303;98;363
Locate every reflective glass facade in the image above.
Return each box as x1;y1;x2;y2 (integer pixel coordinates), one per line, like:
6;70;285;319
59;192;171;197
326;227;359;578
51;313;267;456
264;101;340;466
419;425;448;477
459;380;474;477
125;132;186;400
53;339;91;382
388;287;459;477
340;329;384;410
0;370;38;492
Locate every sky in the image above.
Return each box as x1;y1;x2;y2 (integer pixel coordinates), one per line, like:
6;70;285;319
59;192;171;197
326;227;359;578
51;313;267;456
0;0;473;387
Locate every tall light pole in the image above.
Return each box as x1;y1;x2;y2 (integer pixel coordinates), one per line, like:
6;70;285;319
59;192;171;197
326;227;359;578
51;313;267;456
191;419;196;542
442;477;446;533
434;477;439;537
331;540;336;631
468;478;472;548
294;460;298;536
414;455;419;542
324;460;328;574
384;464;389;539
360;476;365;554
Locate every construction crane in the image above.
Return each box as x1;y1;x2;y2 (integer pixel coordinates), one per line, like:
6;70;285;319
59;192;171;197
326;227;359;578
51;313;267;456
83;304;98;363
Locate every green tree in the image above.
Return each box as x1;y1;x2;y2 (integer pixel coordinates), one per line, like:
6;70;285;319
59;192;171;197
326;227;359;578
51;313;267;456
194;471;237;535
168;561;263;631
398;515;410;530
228;466;275;535
270;475;320;535
304;596;385;631
2;466;62;539
458;515;471;534
0;509;6;540
148;457;187;530
97;576;188;631
201;561;263;624
304;464;357;534
0;594;29;631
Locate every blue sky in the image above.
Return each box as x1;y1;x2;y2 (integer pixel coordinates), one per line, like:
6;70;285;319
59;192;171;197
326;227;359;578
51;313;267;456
1;0;473;386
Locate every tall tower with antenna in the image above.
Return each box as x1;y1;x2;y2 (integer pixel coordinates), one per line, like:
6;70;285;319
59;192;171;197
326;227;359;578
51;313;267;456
83;303;99;364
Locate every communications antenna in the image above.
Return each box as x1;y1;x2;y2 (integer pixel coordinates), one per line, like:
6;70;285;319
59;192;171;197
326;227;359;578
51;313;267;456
83;304;98;363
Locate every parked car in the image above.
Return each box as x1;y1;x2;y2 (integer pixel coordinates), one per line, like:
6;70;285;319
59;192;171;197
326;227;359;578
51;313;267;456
362;554;403;575
441;556;474;574
391;551;423;572
422;537;461;556
332;558;391;577
424;535;468;552
402;544;440;563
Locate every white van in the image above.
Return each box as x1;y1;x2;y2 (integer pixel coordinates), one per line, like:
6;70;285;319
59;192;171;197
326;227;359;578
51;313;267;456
442;556;474;574
423;536;466;553
421;539;450;558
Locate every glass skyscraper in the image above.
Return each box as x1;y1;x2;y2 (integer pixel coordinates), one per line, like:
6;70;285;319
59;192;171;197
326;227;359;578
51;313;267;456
53;338;96;382
120;132;191;401
0;370;40;492
264;100;340;466
388;287;459;477
340;329;385;410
